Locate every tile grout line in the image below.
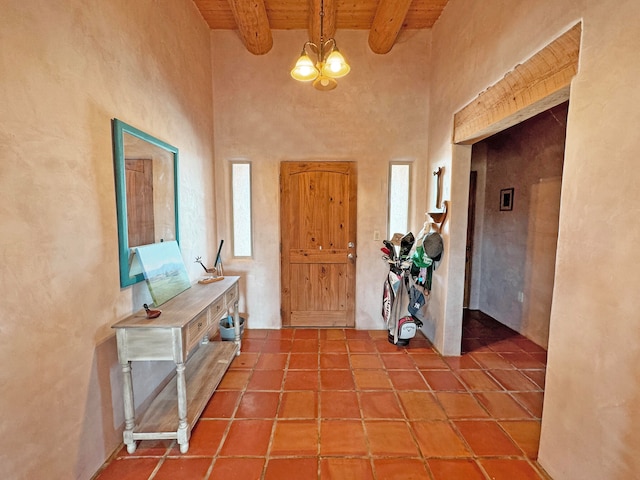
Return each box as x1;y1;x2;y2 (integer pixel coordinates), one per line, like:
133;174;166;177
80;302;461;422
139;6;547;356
259;347;290;480
97;322;550;480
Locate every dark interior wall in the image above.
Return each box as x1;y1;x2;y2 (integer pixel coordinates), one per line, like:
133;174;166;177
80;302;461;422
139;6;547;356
471;102;568;347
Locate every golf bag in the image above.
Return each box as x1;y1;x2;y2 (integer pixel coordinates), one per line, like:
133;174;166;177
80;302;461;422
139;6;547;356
381;232;429;346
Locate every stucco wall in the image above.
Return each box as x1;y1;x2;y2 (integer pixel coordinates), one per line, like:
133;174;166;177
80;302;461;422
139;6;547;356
430;0;640;477
211;29;431;330
0;1;215;478
2;1;639;478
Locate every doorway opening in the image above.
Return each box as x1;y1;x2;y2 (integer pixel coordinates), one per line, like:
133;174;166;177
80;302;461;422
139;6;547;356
445;22;580;467
463;102;568;350
446;22;581;357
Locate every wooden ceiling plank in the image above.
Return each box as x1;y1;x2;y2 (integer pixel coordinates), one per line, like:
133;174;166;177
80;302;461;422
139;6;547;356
309;0;336;46
227;0;273;55
194;0;451;52
405;0;449;28
195;0;448;31
453;23;581;145
266;0;309;29
368;0;414;54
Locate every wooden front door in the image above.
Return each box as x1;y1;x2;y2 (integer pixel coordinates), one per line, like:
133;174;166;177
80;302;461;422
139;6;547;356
280;162;357;327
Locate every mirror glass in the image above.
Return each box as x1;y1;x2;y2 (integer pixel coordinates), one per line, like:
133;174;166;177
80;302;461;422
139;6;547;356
112;119;179;287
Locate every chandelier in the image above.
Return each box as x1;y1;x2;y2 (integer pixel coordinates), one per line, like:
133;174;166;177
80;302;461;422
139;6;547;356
290;0;351;91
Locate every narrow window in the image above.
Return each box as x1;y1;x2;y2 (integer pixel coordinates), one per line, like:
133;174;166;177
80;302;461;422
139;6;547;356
231;162;252;257
388;163;411;238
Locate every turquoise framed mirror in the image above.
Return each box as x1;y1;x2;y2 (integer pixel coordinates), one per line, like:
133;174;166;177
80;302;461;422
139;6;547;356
112;119;180;287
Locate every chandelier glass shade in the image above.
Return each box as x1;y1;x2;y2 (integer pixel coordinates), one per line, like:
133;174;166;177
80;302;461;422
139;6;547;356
290;2;350;90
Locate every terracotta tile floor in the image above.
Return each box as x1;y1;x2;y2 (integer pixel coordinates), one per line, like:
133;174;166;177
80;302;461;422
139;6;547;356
94;310;552;479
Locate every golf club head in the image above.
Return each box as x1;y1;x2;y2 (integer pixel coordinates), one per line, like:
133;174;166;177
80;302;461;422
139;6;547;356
399;232;415;259
383;240;396;261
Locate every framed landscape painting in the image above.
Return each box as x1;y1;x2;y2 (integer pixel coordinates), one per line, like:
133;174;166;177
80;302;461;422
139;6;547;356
134;241;190;306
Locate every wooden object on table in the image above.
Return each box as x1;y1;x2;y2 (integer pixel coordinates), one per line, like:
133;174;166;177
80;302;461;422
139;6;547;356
198;276;224;284
112;276;242;454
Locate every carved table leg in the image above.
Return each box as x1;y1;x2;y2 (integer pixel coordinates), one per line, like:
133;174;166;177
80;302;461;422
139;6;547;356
233;300;241;356
121;361;137;453
175;362;189;453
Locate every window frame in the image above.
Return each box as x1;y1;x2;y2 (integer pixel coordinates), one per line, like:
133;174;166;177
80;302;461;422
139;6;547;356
230;161;254;258
387;162;412;239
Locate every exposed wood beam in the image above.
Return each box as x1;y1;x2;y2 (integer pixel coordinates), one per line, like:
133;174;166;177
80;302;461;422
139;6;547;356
193;0;448;30
453;23;582;144
368;0;413;54
308;0;336;47
227;0;273;55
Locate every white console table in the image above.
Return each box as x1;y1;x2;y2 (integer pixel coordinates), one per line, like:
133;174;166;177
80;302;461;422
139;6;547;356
112;276;241;454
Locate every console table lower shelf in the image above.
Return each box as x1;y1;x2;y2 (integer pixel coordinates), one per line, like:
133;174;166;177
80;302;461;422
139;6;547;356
113;276;242;454
126;341;237;453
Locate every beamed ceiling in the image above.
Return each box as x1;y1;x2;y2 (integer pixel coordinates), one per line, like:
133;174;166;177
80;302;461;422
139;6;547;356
193;0;450;54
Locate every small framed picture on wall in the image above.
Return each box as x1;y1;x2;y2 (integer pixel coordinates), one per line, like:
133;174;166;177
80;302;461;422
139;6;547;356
500;188;514;211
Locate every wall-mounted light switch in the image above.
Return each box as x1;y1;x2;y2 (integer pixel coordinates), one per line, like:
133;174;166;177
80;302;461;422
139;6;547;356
373;230;380;241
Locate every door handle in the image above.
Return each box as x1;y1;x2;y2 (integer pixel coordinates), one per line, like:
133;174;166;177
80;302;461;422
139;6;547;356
347;253;355;262
348;242;355;248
